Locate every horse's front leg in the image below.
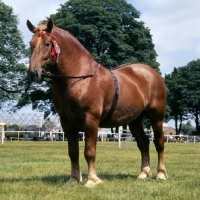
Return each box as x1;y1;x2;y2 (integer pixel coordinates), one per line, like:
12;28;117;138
66;130;82;184
84;116;102;187
60;115;82;184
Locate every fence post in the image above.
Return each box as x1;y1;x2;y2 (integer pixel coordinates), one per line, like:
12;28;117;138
118;132;121;148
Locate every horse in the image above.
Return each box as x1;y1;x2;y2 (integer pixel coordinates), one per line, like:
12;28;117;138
26;18;167;187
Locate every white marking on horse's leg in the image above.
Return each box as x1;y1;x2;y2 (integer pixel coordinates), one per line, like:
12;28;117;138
84;177;103;188
137;166;152;179
156;172;167;180
156;167;168;180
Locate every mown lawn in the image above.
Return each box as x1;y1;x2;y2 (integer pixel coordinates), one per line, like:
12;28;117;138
0;141;200;200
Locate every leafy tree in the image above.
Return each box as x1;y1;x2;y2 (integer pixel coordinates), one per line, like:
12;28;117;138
44;118;56;132
164;67;189;134
0;0;28;110
181;121;195;135
51;0;160;72
165;59;200;133
183;60;200;131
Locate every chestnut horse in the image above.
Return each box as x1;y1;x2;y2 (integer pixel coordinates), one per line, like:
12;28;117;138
27;19;167;187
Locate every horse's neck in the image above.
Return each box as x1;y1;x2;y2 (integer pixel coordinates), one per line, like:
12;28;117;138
52;27;96;76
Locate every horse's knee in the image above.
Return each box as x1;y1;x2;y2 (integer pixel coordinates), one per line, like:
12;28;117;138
136;135;150;152
84;148;96;162
154;134;165;152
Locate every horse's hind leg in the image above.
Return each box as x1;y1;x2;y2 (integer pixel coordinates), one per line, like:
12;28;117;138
129;117;152;179
84;114;103;187
147;108;167;180
150;119;167;180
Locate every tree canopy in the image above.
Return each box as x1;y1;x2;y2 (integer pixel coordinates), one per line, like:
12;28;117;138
0;0;28;110
165;59;200;133
51;0;160;72
181;121;195;135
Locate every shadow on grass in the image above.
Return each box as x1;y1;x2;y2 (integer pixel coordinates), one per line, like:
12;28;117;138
0;173;139;184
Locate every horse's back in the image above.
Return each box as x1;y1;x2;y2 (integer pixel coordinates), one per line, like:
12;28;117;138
114;63;161;81
113;63;166;114
114;63;166;96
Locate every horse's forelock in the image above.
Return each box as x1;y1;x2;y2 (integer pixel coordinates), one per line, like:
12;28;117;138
35;37;42;49
38;24;48;31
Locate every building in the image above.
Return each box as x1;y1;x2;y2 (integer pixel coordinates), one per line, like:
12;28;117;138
163;123;176;135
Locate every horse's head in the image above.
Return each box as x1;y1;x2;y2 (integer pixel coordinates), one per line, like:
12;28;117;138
27;19;59;83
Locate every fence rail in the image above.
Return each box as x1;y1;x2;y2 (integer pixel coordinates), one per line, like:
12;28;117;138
1;130;200;147
118;132;200;147
1;131;65;144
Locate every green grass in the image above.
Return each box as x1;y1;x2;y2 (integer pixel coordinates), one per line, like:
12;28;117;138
0;141;200;200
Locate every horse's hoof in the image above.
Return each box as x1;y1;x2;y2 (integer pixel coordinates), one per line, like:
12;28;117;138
84;178;103;188
137;168;152;179
156;172;167;180
137;172;147;179
65;178;80;184
137;171;151;179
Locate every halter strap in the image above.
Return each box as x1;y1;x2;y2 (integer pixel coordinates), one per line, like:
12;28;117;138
100;70;119;126
35;30;60;63
42;64;101;79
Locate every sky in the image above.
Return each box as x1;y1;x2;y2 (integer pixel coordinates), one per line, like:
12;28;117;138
4;0;200;76
3;0;200;128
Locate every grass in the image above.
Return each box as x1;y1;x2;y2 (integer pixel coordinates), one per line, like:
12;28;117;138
0;141;200;200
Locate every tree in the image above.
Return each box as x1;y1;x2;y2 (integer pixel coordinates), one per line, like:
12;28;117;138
0;1;28;110
18;0;161;117
165;59;200;133
51;0;160;72
44;118;56;132
164;67;189;134
181;121;194;135
183;60;200;131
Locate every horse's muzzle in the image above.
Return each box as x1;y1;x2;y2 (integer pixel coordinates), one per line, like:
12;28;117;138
27;69;40;82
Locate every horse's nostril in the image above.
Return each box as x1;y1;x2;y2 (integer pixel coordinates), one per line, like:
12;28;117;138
27;69;39;82
34;69;38;78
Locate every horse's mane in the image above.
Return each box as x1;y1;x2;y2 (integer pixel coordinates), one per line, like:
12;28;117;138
52;26;92;57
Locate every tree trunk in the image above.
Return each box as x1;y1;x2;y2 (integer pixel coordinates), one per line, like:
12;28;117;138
178;114;183;134
175;115;178;135
195;107;199;131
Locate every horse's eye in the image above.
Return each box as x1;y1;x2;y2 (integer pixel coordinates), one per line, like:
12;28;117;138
45;43;50;47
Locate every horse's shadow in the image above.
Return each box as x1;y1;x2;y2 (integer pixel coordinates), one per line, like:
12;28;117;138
0;173;139;184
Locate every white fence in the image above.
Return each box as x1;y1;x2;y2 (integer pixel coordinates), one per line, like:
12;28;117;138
1;131;65;144
118;132;154;148
118;132;200;147
1;130;200;146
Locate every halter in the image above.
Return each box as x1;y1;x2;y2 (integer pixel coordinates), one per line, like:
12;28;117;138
35;30;60;63
35;30;101;79
42;64;101;79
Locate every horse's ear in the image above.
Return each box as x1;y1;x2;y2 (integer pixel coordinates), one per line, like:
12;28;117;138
27;20;36;33
46;18;53;33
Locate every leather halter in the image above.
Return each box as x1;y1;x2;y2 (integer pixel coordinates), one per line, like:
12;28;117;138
42;64;101;79
34;30;60;63
36;30;101;79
